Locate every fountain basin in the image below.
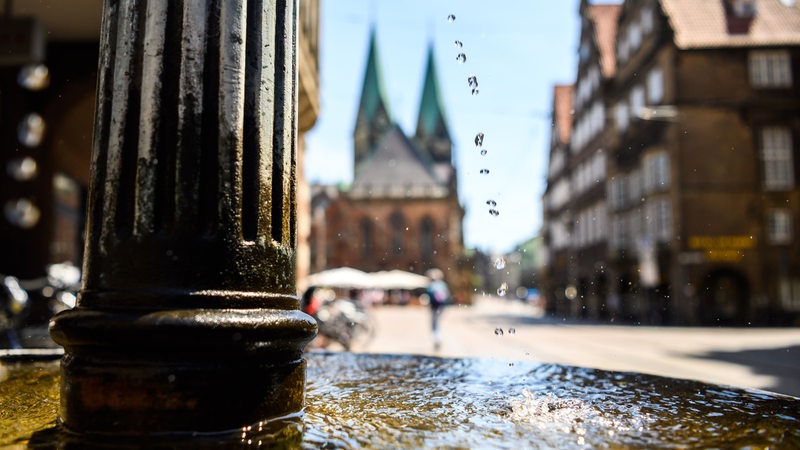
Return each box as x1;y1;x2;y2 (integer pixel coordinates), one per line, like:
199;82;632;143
2;350;799;448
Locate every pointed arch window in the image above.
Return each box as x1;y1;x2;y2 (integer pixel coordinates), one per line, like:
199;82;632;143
421;216;435;259
390;211;405;254
361;217;373;257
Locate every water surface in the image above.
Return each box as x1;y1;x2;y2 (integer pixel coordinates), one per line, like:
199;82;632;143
2;352;798;448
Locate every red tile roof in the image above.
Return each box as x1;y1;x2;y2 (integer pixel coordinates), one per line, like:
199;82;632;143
553;85;575;145
661;0;800;48
590;4;623;77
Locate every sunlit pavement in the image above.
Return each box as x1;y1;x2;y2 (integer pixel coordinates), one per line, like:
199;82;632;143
352;296;800;398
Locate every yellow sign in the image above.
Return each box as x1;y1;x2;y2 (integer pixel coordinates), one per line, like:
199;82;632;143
705;249;743;262
688;235;755;250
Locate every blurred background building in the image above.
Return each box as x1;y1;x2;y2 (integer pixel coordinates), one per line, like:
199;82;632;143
542;0;800;325
0;0;320;322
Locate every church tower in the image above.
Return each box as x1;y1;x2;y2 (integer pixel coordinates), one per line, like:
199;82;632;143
414;45;452;167
310;29;468;302
353;29;392;174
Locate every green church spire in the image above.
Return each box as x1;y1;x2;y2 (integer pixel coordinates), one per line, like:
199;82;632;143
415;43;452;164
354;28;392;168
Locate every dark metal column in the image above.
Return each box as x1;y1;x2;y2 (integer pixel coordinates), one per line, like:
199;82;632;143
50;0;316;435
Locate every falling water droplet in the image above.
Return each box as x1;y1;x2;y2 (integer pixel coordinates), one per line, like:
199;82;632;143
494;257;506;270
454;40;463;48
480;169;490;174
474;132;484;147
468;75;478;89
508;328;516;335
456;53;467;63
489;209;500;216
447;14;456;22
497;283;508;297
486;199;497;207
480;149;488;156
494;327;504;336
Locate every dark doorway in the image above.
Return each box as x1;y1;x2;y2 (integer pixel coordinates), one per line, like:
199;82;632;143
700;268;749;325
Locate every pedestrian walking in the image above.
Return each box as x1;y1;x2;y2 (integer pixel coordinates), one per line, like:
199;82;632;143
425;268;451;350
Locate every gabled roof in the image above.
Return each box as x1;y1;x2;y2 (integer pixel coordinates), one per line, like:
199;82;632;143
661;0;800;48
590;4;622;77
351;125;442;195
356;28;392;126
415;44;450;141
553;84;575;146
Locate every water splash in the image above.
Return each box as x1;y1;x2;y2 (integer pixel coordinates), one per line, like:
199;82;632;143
480;169;490;175
474;132;484;147
489;209;500;216
447;14;456;22
494;257;506;270
508;328;516;335
468;75;479;95
480;149;488;156
454;40;463;48
494;327;504;336
497;282;508;296
486;200;497;207
456;53;467;63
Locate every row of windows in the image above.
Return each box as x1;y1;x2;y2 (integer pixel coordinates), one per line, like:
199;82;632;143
548;216;571;251
572;150;606;196
572;100;605;151
574;65;601;110
548;149;566;180
610;197;673;250
341;214;440;259
616;66;663;132
617;5;655;65
544;150;607;213
545;178;570;212
573;202;608;249
608;151;671;211
550;204;792;253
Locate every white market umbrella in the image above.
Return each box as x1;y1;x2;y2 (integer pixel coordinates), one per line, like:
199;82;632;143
369;270;431;290
307;267;373;289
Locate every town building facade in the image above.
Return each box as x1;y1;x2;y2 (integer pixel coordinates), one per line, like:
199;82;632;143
542;0;800;325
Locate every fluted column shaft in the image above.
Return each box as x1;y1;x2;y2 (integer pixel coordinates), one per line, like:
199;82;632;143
50;0;316;436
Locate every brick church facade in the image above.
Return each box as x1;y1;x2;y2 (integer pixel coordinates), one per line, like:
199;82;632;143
308;30;469;300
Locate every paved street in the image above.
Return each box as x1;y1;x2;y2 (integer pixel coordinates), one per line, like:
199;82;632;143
341;296;800;398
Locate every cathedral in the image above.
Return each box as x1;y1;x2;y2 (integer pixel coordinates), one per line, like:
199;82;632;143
308;30;469;300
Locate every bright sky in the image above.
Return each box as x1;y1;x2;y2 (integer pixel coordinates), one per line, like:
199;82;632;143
304;0;583;254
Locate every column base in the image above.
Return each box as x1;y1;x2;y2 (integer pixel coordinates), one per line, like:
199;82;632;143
50;307;317;435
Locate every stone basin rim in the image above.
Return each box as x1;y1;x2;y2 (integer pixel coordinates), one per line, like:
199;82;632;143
4;347;798;401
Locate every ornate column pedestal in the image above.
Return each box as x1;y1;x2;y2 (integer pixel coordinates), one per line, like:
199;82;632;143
49;0;316;435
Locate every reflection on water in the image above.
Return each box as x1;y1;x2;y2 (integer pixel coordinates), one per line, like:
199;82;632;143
2;353;799;448
305;353;800;449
